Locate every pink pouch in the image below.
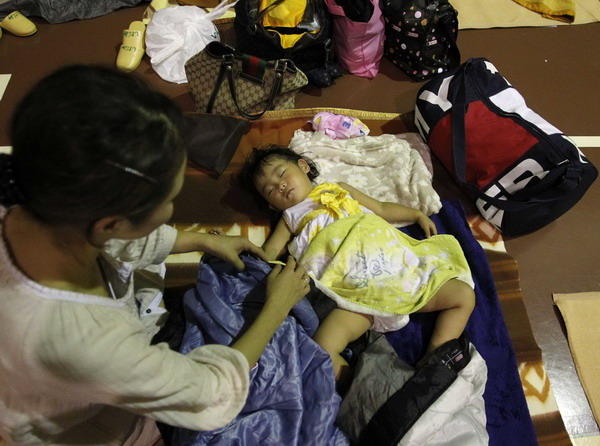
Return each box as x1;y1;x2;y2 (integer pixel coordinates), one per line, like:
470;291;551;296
324;0;385;78
309;112;370;139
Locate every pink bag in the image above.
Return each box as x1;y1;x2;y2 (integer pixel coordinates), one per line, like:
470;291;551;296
324;0;385;78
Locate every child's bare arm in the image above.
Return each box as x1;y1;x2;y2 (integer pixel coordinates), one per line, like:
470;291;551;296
262;218;293;260
339;181;437;237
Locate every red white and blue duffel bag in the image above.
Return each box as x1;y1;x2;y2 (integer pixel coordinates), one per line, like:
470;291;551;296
415;57;597;236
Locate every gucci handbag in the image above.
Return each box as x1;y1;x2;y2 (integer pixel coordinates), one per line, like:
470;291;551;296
184;41;308;120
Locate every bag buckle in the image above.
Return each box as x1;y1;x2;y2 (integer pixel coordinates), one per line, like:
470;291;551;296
222;53;235;67
273;59;289;73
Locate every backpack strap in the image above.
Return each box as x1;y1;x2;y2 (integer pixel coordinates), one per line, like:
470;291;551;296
436;4;460;70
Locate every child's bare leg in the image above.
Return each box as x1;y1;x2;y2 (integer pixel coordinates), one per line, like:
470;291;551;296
417;279;475;355
313;308;373;385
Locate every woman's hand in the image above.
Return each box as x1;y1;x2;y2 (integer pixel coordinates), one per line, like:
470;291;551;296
172;230;267;271
202;234;268;271
231;256;309;367
264;256;310;317
415;213;438;238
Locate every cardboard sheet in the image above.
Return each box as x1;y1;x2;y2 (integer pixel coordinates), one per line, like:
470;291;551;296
553;292;600;425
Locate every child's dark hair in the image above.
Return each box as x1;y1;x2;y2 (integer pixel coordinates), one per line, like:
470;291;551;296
240;145;320;208
5;64;186;226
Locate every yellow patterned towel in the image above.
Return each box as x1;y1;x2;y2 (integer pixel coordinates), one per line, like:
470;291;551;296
299;212;473;315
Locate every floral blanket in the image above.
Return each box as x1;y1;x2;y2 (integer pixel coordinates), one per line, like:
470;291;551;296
289;130;442;217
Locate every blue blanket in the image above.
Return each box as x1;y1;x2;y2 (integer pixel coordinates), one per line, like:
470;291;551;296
389;198;537;446
173;198;536;446
173;253;349;445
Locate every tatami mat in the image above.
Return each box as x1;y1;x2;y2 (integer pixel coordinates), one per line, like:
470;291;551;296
453;0;600;28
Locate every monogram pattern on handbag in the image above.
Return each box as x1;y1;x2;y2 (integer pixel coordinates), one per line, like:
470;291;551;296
185;42;308;119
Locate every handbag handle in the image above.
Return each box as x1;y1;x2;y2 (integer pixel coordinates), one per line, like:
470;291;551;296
206;54;287;120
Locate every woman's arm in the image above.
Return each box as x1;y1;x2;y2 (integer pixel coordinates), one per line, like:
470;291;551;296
231;256;309;366
339;181;437;237
171;230;267;271
171;232;304;365
262;218;292;261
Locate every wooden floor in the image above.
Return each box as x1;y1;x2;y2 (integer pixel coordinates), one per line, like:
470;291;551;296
0;3;598;441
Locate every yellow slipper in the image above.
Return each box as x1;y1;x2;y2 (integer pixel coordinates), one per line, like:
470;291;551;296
142;0;178;24
0;11;37;37
115;21;146;73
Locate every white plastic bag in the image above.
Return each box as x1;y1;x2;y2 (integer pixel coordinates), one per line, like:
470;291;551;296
145;1;236;84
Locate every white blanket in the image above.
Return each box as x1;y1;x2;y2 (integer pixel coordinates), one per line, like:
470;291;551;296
401;345;488;446
288;130;442;217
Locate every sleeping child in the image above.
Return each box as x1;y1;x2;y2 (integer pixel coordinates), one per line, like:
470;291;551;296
241;146;475;386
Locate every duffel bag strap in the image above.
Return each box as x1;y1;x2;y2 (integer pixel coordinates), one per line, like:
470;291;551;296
450;59;471;183
463;164;582;212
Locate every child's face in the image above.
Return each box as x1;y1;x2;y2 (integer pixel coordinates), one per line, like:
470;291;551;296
254;157;314;211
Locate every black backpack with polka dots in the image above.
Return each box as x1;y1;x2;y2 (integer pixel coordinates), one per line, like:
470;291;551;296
381;0;460;82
